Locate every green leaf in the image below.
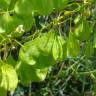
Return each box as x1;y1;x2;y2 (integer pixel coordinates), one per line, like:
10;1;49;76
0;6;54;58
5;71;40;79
14;0;69;15
0;87;7;96
53;0;68;11
17;61;48;86
0;12;33;34
0;12;22;34
74;18;92;41
0;64;18;91
19;31;56;69
67;32;80;57
0;68;7;96
0;0;11;10
14;0;34;15
31;0;53;15
52;36;67;61
0;12;12;33
84;42;94;58
8;0;18;11
7;54;17;67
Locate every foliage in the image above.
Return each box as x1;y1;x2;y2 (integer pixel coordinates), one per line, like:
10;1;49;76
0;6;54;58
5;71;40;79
0;0;96;95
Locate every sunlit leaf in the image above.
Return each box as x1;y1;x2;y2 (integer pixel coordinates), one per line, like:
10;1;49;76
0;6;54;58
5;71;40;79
67;32;80;57
17;61;48;86
0;64;18;91
52;36;67;61
19;31;56;69
74;18;92;41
